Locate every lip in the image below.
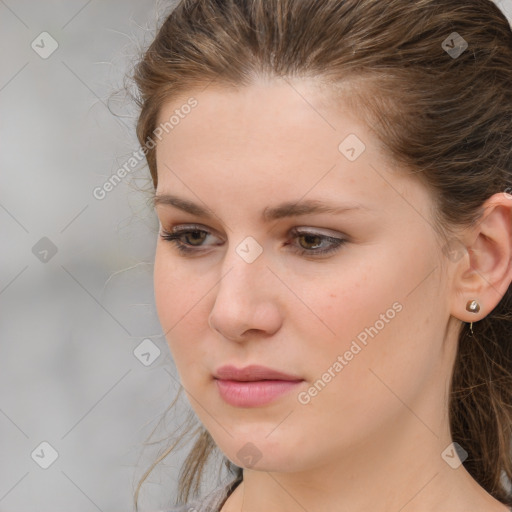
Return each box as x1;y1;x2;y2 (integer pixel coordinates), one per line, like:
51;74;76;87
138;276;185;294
214;364;303;382
213;365;304;407
215;379;303;407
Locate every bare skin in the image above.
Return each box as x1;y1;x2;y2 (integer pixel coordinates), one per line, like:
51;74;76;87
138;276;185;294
152;78;512;512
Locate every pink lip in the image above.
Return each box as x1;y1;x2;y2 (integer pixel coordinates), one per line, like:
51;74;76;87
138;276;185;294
214;364;303;382
213;365;304;407
215;379;303;407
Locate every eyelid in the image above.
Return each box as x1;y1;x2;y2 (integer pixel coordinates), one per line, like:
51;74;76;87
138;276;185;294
159;223;349;258
290;225;346;237
166;223;222;239
161;223;345;240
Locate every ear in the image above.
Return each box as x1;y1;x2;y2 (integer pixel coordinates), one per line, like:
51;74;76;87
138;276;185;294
449;191;512;324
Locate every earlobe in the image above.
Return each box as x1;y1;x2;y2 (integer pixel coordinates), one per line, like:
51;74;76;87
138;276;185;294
449;192;512;326
465;299;480;336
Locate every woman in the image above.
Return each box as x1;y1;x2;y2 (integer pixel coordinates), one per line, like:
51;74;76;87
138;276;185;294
131;0;512;510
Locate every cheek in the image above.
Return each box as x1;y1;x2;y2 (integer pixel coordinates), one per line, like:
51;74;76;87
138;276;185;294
295;265;382;355
288;301;415;451
153;250;179;328
303;255;441;422
153;251;206;364
154;248;203;321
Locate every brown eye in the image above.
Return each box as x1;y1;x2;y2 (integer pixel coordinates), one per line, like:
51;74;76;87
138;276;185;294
287;228;348;257
297;233;324;250
159;225;216;255
160;225;347;258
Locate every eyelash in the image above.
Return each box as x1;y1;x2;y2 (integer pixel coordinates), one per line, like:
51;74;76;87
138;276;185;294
159;224;347;257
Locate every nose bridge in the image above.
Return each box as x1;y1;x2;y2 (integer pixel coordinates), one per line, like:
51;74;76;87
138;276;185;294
217;235;268;301
208;236;281;338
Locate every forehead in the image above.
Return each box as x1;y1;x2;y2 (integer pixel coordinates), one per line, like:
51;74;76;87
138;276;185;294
155;79;373;175
156;78;358;147
153;79;431;224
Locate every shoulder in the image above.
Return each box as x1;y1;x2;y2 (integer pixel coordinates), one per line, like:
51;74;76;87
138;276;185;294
163;475;242;512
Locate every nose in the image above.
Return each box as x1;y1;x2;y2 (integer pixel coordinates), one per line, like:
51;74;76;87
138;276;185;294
208;245;282;342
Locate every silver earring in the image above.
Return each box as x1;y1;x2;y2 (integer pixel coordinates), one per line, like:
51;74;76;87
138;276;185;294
466;299;480;336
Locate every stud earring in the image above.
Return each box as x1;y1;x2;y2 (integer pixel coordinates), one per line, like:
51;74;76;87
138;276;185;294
466;299;480;336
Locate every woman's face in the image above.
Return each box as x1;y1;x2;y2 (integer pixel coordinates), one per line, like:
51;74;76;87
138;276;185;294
153;78;457;473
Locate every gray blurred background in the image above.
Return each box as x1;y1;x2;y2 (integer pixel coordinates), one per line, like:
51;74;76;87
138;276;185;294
1;1;512;511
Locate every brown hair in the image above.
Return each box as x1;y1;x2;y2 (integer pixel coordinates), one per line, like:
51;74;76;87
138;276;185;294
130;0;512;508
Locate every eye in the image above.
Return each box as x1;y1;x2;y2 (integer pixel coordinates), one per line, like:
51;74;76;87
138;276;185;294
159;225;218;255
287;227;347;256
159;224;347;257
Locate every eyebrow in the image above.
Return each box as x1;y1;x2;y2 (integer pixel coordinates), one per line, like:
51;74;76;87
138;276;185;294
153;193;373;222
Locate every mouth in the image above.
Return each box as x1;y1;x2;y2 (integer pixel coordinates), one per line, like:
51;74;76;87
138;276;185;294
214;378;304;407
214;377;303;382
213;364;303;382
